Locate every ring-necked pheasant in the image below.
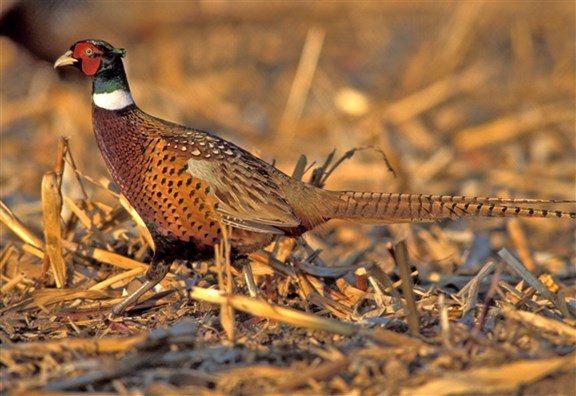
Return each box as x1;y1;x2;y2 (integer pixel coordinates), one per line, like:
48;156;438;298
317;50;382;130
54;39;575;316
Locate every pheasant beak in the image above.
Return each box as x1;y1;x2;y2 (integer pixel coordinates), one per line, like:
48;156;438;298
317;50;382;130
54;50;78;68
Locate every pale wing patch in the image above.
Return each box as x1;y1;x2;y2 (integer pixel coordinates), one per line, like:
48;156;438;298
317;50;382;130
185;155;301;234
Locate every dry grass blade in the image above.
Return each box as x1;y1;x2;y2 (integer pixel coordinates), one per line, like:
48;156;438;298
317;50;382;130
0;201;44;249
1;272;25;294
400;354;574;396
456;260;496;317
220;355;352;391
278;355;351;391
41;171;66;288
454;103;573;151
383;64;490;124
336;276;368;306
1;289;111;314
60;240;149;273
498;249;570;318
501;305;576;342
389;240;420;337
189;286;427;348
290;154;309;181
61;196;93;231
3;333;147;357
466;260;505;348
89;267;146;292
279;26;325;138
215;225;235;340
433;1;485;73
43;351;165;392
297;274;355;319
506;218;537;272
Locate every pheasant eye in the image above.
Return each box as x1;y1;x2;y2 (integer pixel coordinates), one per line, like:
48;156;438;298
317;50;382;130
85;47;94;56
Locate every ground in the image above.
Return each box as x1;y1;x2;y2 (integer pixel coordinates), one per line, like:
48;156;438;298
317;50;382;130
1;2;575;395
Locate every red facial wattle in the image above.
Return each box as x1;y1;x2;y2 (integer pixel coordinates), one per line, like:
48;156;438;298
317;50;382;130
72;42;102;76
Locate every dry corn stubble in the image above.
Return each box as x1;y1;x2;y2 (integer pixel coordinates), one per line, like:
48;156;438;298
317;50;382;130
1;2;575;395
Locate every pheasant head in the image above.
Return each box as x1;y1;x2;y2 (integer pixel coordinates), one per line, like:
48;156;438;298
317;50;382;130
55;39;133;110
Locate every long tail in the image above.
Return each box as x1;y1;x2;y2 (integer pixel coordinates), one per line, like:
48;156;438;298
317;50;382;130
325;192;576;223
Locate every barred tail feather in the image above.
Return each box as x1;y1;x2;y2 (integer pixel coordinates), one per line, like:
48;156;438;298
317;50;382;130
326;192;576;223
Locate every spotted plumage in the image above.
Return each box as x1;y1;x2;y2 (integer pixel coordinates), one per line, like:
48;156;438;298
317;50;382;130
54;39;576;316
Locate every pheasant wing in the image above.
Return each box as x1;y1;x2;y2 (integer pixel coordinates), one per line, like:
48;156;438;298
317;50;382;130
165;131;302;234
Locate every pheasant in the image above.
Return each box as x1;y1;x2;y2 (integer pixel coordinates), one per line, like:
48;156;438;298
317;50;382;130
54;39;575;316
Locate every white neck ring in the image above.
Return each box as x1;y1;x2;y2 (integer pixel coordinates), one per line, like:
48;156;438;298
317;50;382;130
93;90;134;110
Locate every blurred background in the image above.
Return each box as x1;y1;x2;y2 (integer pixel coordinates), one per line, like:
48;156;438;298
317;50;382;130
1;1;575;255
